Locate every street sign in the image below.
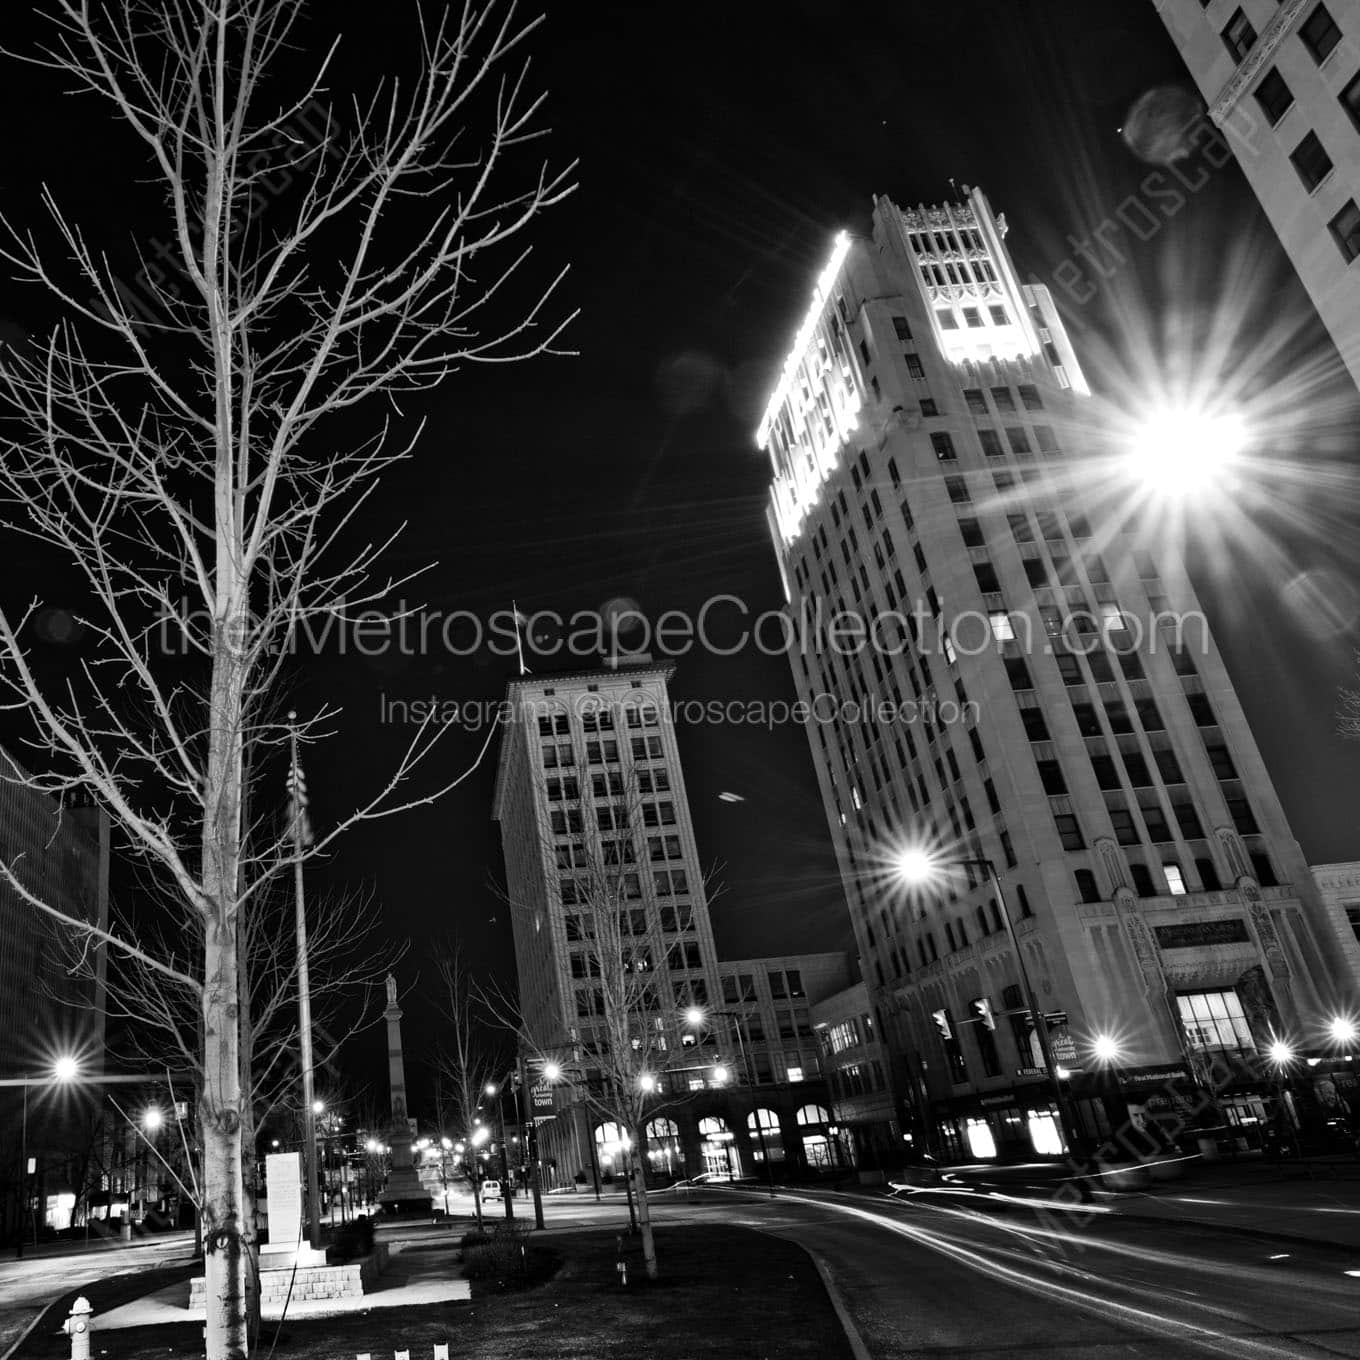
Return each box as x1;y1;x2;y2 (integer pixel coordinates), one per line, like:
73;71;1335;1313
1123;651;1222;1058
531;1080;555;1114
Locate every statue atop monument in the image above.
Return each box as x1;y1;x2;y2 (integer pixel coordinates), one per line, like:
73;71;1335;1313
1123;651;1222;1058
377;970;430;1215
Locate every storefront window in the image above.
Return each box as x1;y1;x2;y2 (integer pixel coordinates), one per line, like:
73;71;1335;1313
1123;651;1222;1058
964;1117;996;1158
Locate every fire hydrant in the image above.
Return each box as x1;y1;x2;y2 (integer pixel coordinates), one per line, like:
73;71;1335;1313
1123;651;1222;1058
63;1296;92;1360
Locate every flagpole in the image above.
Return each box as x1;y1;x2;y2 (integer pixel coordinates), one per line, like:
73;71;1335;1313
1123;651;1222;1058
511;600;527;677
288;712;322;1251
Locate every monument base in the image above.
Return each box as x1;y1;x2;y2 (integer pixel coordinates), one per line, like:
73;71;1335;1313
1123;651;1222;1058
379;1165;433;1216
258;1244;329;1272
189;1245;387;1314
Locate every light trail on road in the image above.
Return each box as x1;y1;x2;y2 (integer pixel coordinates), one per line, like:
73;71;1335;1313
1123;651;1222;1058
690;1185;1360;1358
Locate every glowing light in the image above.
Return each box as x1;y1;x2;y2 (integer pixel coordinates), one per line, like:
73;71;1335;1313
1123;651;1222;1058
639;1073;657;1093
365;1139;379;1153
1268;1039;1294;1065
142;1108;163;1131
311;1100;324;1115
684;1006;705;1028
470;1126;489;1148
440;1137;452;1150
53;1055;79;1082
713;1065;730;1084
894;847;940;884
756;231;853;448
1329;1017;1359;1045
1125;406;1247;499
1091;1034;1122;1064
543;1061;562;1081
484;1082;498;1096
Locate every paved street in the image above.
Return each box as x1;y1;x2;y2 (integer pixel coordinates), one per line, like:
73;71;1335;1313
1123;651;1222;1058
9;1184;1360;1358
0;1234;196;1355
689;1186;1360;1359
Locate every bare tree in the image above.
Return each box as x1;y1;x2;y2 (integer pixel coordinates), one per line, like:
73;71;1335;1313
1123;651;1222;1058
0;2;573;1352
434;945;506;1232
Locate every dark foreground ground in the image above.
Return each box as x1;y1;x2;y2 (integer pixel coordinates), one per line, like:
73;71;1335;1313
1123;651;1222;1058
14;1225;852;1360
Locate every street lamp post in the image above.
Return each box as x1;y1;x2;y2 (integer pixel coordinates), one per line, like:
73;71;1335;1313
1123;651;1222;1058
516;1055;546;1229
686;1008;775;1198
898;852;1087;1168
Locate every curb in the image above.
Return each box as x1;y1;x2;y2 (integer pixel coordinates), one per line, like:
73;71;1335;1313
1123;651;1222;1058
1;1296;64;1360
800;1246;873;1360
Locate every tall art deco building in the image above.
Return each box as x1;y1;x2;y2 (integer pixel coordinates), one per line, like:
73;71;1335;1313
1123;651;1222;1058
1155;0;1360;395
758;187;1360;1159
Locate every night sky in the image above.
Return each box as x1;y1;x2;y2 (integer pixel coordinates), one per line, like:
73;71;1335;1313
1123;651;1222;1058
4;0;1360;1104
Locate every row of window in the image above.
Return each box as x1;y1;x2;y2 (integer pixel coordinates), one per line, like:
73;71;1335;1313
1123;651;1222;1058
535;702;661;738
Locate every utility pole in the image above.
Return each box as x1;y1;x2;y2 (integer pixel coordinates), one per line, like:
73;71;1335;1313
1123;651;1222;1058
517;1055;545;1229
288;715;322;1250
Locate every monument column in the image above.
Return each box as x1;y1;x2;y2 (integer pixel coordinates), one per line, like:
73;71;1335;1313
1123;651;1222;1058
378;974;432;1214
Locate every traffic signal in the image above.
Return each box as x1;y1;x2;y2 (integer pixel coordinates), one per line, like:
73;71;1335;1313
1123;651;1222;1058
972;998;997;1031
931;1008;952;1040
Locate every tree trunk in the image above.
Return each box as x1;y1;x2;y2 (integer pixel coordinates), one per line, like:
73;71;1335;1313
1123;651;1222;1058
199;587;249;1358
201;913;248;1358
236;869;260;1342
630;1132;658;1280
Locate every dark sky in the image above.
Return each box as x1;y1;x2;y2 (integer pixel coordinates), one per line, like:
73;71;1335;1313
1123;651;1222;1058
5;0;1360;1103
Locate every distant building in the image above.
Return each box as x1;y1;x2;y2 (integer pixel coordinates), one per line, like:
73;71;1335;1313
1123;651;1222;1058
1155;0;1360;392
491;659;849;1184
810;981;901;1171
0;750;110;1238
756;185;1360;1162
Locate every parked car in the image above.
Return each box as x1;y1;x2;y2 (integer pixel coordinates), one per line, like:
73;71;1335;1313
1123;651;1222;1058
480;1179;502;1201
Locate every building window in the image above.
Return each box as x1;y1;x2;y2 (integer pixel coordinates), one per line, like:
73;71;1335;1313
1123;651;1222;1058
1221;8;1256;63
921;398;940;418
1290;130;1333;191
978;428;1005;457
962;306;983;327
945;476;971;504
892;314;912;341
964;387;988;414
1342;71;1360;132
906;353;926;380
1250;851;1279;887
1110;807;1141;846
1004;656;1033;690
1329;200;1360;263
937;309;959;330
958;516;984;547
1054;813;1085;850
1301;3;1342;63
1256;66;1294;124
988;304;1010;326
1177;990;1255;1052
1037;759;1067;795
990;386;1016;412
1346;904;1360;942
1006;427;1032;455
1075;869;1102;904
1017;384;1043;411
989;611;1014;641
1130;862;1157;897
931;431;957;461
1196;857;1222;892
1164;863;1188;896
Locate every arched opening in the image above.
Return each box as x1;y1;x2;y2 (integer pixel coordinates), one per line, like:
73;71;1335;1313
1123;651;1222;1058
698;1115;737;1179
794;1102;839;1170
644;1116;681;1181
594;1121;632;1181
747;1108;785;1164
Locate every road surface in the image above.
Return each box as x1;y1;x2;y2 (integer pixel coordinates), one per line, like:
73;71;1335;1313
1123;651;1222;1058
693;1186;1360;1359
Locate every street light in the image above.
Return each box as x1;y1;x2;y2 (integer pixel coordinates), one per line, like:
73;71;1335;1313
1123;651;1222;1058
639;1073;657;1093
1268;1039;1295;1066
684;1006;775;1197
1124;406;1247;500
311;1099;325;1115
142;1108;164;1131
542;1062;562;1082
15;1055;79;1257
1328;1016;1358;1047
896;848;1088;1167
1091;1035;1122;1066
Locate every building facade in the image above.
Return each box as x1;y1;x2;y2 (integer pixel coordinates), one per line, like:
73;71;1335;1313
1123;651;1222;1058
1155;0;1360;392
491;660;848;1183
0;751;110;1241
757;186;1360;1162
